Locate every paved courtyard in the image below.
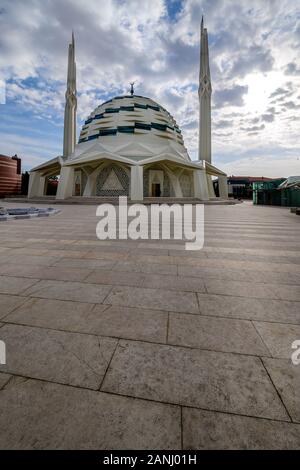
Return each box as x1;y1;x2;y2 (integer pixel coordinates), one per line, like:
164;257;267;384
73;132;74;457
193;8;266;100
0;200;299;449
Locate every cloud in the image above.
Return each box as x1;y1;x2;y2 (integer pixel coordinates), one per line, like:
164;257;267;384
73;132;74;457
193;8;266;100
284;62;300;76
214;85;248;108
244;116;260;125
269;87;290;99
229;45;274;79
240;124;265;132
261;114;274;123
214;119;232;129
281;100;300;110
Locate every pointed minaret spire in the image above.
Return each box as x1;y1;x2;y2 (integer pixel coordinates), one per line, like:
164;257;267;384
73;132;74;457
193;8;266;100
198;16;212;162
63;32;77;158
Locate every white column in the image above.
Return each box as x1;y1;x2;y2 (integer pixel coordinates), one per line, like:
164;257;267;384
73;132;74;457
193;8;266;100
130;165;143;201
28;172;41;198
83;173;96;196
38;176;46;196
56;166;74;199
193;169;209;200
218;175;228;199
206;174;215;198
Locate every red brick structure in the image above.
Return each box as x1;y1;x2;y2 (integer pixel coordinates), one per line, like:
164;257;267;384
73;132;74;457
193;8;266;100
0;154;22;197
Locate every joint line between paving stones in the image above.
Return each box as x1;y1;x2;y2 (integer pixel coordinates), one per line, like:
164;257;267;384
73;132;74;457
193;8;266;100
90;303;112;314
17;278;41;296
101;285;115;305
0;296;31;322
195;293;202;314
166;313;170;344
0;375;16;391
259;357;293;423
251;320;274;357
98;339;120;391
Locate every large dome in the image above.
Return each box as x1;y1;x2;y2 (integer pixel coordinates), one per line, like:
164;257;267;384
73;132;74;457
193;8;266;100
78;94;189;160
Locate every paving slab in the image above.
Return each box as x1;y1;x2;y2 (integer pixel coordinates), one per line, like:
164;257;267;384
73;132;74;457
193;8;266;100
12;247;49;256
92;305;167;342
101;340;289;420
168;314;269;355
53;257;116;270
45;249;90;258
0;264;92;282
178;265;250;282
179;265;300;286
85;270;144;287
141;273;206;293
0;323;117;389
204;246;300;258
246;269;300;287
0;379;181;449
129;254;178;265
206;251;300;265
0;247;12;253
197;294;300;324
0;373;11;390
182;408;300;450
86;250;128;261
22;279;112;304
5;299;168;343
3;298;98;331
204;279;300;302
254;322;300;358
104;286;199;313
0;294;27;320
115;260;177;275
0;254;62;266
0;276;39;295
183;257;300;274
263;357;300;422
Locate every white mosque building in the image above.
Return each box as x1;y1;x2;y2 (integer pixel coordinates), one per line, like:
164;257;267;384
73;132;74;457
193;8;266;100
28;18;228;201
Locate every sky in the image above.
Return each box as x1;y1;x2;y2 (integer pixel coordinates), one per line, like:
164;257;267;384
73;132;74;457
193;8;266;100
0;0;300;177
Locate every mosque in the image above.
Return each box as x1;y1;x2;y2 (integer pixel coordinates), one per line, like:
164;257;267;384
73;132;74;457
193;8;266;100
28;18;228;201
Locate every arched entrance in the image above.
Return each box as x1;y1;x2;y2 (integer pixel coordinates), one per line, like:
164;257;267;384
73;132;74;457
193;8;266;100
45;175;59;196
143;165;173;197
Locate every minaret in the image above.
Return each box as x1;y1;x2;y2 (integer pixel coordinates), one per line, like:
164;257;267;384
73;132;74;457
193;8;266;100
198;16;212;162
63;32;77;158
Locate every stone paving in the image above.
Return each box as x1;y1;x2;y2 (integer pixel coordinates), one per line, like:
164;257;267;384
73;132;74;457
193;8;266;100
0;200;299;449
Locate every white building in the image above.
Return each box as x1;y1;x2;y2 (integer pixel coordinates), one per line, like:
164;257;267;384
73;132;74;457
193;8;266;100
28;18;228;201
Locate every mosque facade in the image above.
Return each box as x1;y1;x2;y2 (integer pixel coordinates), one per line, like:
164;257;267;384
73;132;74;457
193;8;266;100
28;19;228;201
